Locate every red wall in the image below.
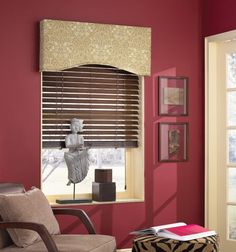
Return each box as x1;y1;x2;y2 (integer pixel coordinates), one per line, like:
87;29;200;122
203;0;236;36
0;0;204;248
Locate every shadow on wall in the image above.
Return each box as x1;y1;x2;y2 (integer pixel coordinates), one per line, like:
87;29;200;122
57;204;114;235
56;66;203;249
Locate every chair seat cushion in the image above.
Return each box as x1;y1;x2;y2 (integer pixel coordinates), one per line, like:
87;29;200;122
1;234;116;252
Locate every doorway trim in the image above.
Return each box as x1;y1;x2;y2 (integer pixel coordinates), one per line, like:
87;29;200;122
205;29;236;231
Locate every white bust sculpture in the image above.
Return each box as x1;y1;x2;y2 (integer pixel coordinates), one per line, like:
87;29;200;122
64;118;89;185
65;118;84;149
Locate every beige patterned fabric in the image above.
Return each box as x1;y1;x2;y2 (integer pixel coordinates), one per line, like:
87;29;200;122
0;188;60;248
40;19;151;76
132;234;219;252
1;234;116;252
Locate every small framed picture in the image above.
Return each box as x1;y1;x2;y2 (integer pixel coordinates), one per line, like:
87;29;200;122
158;76;188;116
159;122;188;162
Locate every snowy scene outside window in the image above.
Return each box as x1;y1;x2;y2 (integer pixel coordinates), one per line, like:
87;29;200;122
227;53;236;88
227;53;236;239
42;148;125;195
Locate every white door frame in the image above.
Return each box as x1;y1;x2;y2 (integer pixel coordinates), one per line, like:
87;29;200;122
205;29;236;250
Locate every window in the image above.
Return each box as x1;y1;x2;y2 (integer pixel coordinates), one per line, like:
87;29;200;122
42;148;126;195
41;64;143;202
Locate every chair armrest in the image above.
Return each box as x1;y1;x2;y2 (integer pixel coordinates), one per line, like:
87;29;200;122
0;221;59;252
52;208;96;234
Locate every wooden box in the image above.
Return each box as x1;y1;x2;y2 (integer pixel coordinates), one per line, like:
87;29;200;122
92;182;116;201
95;169;112;183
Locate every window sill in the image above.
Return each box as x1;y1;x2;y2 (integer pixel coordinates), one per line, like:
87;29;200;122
49;198;144;206
116;249;132;252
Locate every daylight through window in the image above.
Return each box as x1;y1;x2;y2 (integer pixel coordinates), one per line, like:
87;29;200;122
41;64;141;197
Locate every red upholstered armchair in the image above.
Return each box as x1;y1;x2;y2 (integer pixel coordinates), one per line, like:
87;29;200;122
0;183;116;252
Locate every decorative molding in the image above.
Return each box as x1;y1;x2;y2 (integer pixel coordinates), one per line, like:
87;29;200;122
40;19;151;76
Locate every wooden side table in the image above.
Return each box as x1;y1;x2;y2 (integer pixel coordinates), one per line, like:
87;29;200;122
132;234;219;252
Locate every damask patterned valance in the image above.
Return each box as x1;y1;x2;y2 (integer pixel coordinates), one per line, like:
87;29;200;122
39;19;151;76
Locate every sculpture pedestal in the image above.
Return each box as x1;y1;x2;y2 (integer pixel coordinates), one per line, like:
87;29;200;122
56;199;92;204
92;182;116;202
56;183;92;204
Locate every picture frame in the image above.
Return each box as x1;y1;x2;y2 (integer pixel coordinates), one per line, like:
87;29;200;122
158;122;188;162
158;76;188;116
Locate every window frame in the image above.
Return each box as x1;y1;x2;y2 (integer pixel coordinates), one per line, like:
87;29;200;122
40;73;144;204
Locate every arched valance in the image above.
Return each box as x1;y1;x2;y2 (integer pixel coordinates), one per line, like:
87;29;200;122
39;19;151;76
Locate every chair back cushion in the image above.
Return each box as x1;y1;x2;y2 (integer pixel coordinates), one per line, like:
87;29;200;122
0;183;25;248
0;187;60;247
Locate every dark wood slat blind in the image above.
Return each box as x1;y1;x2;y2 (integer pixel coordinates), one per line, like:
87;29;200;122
42;64;140;148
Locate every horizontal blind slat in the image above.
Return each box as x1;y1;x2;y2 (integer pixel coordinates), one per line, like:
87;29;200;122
43;130;138;135
43;93;139;100
42;125;139;130
43;135;138;140
43;114;139;120
42;119;139;125
42;141;138;148
43;87;139;95
43;72;139;80
43;98;139;105
43;82;139;90
43;104;139;110
43;109;139;115
43;76;138;85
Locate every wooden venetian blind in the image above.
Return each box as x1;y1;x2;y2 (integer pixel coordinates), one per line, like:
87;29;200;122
42;64;140;148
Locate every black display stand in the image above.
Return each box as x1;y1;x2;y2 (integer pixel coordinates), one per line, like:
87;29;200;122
56;183;92;204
